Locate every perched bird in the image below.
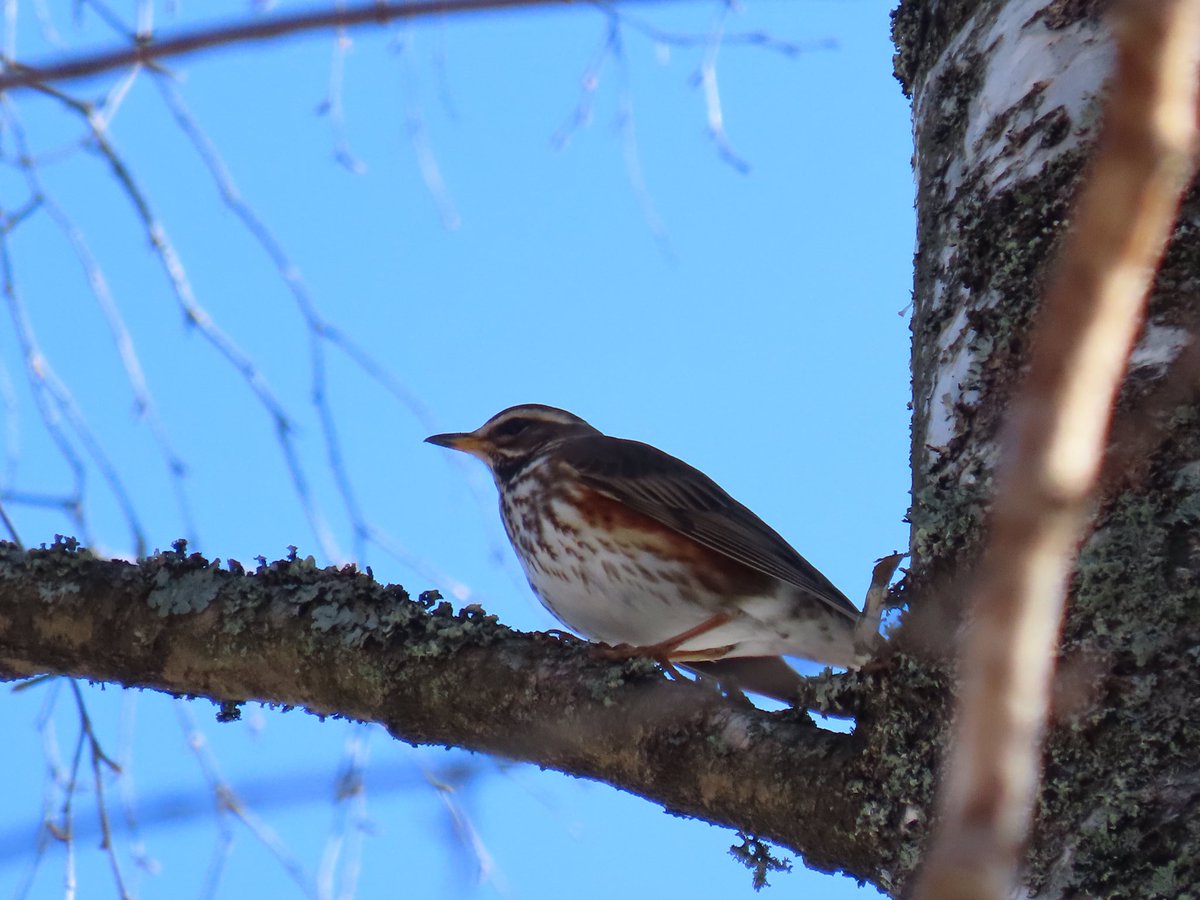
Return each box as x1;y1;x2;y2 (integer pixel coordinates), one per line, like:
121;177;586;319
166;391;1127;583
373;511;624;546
426;404;864;702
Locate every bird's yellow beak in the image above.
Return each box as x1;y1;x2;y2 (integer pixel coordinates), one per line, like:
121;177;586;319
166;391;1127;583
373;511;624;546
425;431;490;459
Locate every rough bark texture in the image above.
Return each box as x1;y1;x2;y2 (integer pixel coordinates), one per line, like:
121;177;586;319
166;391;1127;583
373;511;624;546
894;0;1200;895
0;538;920;886
3;2;1198;897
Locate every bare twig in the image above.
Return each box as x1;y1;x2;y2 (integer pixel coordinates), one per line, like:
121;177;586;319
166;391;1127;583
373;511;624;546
2;0;16;62
68;681;130;900
551;18;612;151
60;686;86;900
12;678;64;900
3;102;198;544
316;726;371;900
150;72;457;564
917;3;1200;897
425;762;503;892
0;214;145;553
318;4;368;175
116;693;161;878
611;7;833;56
0;352;21;487
695;9;749;174
10;0;491;573
393;27;461;229
29;0;65;47
177;704;318;899
0;201;102;549
0;744;491;863
0;0;671;93
613;21;673;253
20;82;342;560
151;75;372;561
0;494;23;546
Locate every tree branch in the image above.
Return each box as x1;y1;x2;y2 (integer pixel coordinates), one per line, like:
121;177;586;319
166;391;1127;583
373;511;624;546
0;0;669;94
0;539;880;884
917;2;1200;897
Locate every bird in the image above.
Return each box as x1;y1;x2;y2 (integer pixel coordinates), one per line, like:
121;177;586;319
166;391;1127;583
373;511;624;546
426;404;865;703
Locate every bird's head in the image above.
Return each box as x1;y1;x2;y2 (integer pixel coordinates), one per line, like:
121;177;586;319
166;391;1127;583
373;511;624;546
426;404;600;477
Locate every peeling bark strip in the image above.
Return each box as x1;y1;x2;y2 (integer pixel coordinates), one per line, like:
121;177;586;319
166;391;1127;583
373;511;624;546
0;540;877;880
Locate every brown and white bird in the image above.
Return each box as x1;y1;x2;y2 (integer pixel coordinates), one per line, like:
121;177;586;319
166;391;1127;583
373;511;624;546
426;404;864;702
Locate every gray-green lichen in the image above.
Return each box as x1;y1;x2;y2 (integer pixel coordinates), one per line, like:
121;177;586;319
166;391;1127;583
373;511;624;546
148;566;222;616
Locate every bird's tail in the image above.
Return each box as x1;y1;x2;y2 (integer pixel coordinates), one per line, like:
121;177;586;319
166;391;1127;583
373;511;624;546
684;656;806;705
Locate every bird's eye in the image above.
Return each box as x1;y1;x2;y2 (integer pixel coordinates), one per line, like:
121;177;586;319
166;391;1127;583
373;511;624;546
495;419;531;438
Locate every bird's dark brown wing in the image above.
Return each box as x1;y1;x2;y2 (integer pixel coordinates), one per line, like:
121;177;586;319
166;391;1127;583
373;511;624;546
557;435;859;620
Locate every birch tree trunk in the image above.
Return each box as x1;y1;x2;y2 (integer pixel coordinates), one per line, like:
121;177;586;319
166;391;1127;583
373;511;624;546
894;0;1200;894
1;3;1198;898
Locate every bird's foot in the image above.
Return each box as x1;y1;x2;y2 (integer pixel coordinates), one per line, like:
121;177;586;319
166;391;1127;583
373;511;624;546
591;643;697;685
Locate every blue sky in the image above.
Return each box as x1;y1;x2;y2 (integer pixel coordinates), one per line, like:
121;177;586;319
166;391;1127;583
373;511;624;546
0;1;912;897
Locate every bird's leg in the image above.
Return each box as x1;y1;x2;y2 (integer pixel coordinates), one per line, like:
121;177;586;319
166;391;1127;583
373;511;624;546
853;551;906;661
594;612;733;662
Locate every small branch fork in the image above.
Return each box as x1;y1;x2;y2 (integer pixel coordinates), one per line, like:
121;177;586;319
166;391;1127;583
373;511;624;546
917;2;1200;897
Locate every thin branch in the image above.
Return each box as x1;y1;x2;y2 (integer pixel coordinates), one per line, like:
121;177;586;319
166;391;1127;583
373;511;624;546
425;761;503;892
695;8;749;174
0;352;21;487
0;214;145;554
0;734;490;863
316;726;371;900
393;28;461;230
23;82;341;560
150;68;462;565
917;2;1200;896
608;18;671;252
116;693;161;879
60;684;87;900
551;18;612;151
12;678;64;900
0;493;22;547
317;5;367;175
151;75;372;561
30;0;65;48
4;104;198;545
68;681;130;900
2;0;15;63
0;201;98;549
611;6;833;56
177;703;318;899
360;522;473;601
0;0;671;93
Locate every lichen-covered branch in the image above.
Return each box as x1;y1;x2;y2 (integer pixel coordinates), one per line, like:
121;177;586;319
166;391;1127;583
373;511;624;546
0;539;881;884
